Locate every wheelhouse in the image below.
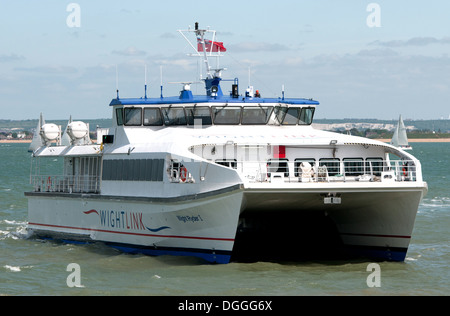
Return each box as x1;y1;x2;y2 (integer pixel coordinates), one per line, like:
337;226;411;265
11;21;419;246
112;102;317;128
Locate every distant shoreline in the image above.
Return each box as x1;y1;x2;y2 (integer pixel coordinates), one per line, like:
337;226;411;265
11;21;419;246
2;138;450;144
374;138;450;143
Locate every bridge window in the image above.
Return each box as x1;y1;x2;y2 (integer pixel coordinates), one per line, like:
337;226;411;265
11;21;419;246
186;106;212;126
241;106;274;125
144;108;163;126
299;108;315;125
116;108;124;126
212;106;242;125
161;107;187;126
124;108;142;126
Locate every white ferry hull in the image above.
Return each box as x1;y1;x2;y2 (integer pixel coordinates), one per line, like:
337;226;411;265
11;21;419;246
26;186;244;264
236;183;427;262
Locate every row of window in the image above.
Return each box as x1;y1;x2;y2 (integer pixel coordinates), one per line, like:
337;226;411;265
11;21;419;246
116;106;315;127
216;158;385;177
271;158;385;177
102;159;164;182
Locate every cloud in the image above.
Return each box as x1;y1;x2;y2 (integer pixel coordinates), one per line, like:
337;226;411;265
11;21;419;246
0;53;25;63
356;48;399;58
14;66;78;74
370;37;450;48
160;32;176;39
112;46;147;56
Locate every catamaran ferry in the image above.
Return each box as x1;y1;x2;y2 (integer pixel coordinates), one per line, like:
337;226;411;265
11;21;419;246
25;24;427;263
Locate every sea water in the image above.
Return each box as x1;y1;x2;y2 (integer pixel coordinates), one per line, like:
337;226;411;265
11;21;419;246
1;143;449;296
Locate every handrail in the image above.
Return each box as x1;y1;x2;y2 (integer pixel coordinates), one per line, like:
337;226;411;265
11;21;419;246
31;175;101;194
233;159;417;184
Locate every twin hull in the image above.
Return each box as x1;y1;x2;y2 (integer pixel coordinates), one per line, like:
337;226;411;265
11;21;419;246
26;183;425;263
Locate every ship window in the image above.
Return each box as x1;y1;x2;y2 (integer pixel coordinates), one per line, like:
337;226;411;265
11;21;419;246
161;107;187;126
241;106;274;125
343;158;364;176
116;108;124;126
294;158;316;177
102;159;164;182
299;108;315;125
272;106;286;125
267;159;289;177
144;108;163;126
212;106;242;125
319;158;340;176
124;108;142;126
366;158;384;176
216;159;237;169
275;107;302;125
186;106;212;126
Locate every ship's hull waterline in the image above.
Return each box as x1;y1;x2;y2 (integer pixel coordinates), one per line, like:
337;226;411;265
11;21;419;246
26;182;426;263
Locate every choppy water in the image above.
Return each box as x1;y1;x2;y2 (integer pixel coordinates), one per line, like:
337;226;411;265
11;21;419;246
1;143;449;296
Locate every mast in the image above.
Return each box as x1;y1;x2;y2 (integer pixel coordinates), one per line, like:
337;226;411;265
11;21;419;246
178;22;226;97
195;23;213;79
397;115;409;147
391;115;411;149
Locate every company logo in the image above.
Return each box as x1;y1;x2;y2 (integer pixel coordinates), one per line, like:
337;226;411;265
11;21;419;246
84;210;170;233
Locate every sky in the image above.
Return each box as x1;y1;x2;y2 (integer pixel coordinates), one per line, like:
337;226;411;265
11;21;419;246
0;0;449;120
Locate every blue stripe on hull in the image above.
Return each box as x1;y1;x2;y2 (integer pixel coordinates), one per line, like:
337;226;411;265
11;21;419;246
33;234;232;264
344;245;408;262
106;243;232;264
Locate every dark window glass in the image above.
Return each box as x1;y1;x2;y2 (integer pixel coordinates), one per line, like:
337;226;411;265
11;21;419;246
241;106;273;125
186;106;212;126
161;107;187;126
124;108;142;126
212;106;242;125
116;108;124;126
319;159;341;176
144;108;163;126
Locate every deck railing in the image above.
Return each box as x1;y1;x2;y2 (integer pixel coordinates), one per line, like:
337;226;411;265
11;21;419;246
236;159;417;184
31;175;101;193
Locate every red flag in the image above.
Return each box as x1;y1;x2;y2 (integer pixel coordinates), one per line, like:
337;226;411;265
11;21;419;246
197;38;227;52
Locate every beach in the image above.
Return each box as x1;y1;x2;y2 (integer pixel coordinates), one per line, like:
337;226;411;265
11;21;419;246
0;140;33;144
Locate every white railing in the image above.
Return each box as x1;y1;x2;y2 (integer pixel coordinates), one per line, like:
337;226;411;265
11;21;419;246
31;175;101;193
235;159;417;184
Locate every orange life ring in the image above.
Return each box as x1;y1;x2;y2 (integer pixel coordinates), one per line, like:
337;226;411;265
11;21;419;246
180;167;188;182
402;167;408;177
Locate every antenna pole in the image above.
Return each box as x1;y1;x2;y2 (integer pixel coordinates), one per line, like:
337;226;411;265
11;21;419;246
116;65;120;99
160;65;164;98
144;64;148;99
195;24;213;79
